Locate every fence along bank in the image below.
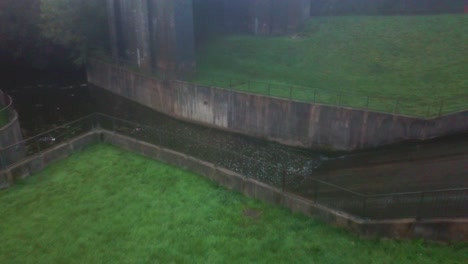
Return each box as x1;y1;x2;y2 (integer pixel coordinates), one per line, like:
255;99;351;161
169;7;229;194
1;113;467;242
87;59;468;151
0;90;25;166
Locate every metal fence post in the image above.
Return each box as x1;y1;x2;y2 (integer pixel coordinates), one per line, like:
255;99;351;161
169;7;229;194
0;150;5;170
393;99;400;113
426;103;432;118
65;129;70;142
95;113;101;130
416;192;426;219
438;100;445;117
36;142;41;154
362;196;367;218
313;180;319;202
282;170;286;192
91;114;96;130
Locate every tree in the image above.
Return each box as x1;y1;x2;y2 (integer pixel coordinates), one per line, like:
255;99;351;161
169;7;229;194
0;0;46;67
40;0;109;65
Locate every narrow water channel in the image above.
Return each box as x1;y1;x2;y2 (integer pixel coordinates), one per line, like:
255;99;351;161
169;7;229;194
7;81;468;197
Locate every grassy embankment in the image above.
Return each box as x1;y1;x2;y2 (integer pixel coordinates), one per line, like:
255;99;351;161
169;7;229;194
196;15;468;117
1;144;466;263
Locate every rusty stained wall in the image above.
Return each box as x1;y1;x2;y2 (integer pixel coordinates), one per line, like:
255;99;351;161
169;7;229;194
147;0;197;79
172;0;197;79
87;60;468;151
106;0;119;59
133;0;152;72
112;0;152;71
176;84;229;127
152;0;175;76
107;0;196;78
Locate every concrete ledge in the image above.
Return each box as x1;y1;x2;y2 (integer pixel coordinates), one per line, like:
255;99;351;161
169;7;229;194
184;156;216;182
101;131;467;242
157;147;187;169
70;132;100;152
215;167;245;192
101;132;141;153
139;141;161;160
0;132;99;187
362;218;468;242
249;178;282;205
1;129;466;242
42;143;71;164
282;192;315;216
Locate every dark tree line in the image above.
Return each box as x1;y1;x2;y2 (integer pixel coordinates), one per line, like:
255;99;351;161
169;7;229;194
310;0;464;16
0;0;108;70
0;0;47;68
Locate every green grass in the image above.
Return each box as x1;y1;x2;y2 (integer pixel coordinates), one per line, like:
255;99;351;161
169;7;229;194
1;144;466;263
0;109;9;127
195;15;468;117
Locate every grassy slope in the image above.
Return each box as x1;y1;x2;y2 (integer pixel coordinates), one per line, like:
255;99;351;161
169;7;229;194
0;144;466;263
196;15;468;116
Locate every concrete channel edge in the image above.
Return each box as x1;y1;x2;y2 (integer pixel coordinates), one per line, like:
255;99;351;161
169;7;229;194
0;129;466;242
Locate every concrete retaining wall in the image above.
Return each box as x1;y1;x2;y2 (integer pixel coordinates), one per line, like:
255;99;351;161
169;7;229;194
101;131;468;242
1;129;466;242
0;132;100;189
87;60;468;151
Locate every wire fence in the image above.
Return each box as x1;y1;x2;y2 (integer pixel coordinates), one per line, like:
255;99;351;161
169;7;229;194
91;56;468;119
0;114;95;168
195;77;468;118
1;113;467;220
283;171;468;220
